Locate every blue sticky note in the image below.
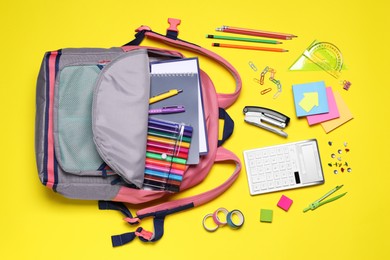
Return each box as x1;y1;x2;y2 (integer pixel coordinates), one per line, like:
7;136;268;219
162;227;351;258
292;81;329;117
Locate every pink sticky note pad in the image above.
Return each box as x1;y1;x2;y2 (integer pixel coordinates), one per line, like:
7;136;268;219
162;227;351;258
306;87;340;125
277;195;293;211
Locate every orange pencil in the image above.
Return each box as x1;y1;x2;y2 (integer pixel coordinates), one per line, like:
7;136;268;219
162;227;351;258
212;43;288;53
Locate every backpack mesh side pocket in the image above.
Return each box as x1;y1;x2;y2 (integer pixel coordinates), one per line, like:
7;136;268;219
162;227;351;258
56;64;104;173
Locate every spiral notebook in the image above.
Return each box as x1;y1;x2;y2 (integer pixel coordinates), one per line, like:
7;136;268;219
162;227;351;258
150;58;208;157
149;65;202;164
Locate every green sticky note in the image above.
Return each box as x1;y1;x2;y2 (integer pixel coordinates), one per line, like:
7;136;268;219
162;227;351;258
260;209;273;223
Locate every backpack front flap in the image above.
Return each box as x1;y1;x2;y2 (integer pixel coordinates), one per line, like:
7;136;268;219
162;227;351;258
92;49;150;189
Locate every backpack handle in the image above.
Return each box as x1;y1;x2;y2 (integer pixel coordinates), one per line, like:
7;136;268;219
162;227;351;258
123;19;242;109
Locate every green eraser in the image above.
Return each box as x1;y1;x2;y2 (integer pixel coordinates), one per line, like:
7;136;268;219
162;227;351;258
260;209;273;223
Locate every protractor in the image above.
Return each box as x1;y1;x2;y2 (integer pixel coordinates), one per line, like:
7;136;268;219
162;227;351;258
303;41;343;78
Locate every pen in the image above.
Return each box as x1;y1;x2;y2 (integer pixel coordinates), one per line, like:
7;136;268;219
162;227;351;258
147;135;191;148
149;89;183;104
148;118;193;136
146;151;187;164
149;105;185;114
148;129;192;143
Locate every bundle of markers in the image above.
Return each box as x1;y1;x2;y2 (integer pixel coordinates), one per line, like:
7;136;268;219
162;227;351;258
143;117;193;192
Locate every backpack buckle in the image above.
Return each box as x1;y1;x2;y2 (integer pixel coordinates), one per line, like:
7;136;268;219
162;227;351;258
166;18;181;39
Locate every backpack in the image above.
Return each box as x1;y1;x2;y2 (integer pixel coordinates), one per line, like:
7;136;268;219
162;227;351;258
35;18;242;246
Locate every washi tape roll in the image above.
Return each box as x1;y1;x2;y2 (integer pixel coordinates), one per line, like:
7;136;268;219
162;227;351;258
212;207;229;226
203;213;219;232
227;209;245;229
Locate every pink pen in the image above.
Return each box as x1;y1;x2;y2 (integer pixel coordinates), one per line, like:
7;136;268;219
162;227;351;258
149;105;185;115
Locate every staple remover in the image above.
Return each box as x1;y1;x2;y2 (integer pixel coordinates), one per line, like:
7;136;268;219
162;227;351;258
243;106;290;137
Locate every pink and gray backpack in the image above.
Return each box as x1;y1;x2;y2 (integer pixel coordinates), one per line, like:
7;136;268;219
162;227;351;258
35;18;242;246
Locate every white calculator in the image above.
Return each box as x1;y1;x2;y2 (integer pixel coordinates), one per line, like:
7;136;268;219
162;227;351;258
243;139;325;195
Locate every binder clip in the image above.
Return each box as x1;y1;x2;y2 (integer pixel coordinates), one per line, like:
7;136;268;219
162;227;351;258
243;106;290;137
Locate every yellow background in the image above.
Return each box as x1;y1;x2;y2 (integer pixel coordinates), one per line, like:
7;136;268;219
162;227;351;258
1;0;389;259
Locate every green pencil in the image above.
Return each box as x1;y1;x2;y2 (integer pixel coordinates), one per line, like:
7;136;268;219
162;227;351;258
206;34;282;44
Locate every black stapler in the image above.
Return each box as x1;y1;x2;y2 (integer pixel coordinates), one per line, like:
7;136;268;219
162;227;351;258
243;106;290;137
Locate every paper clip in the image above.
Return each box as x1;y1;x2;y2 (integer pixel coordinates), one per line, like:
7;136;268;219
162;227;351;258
260;66;269;85
261;88;272;95
268;68;276;80
253;78;261;84
270;78;282;99
248;61;258;71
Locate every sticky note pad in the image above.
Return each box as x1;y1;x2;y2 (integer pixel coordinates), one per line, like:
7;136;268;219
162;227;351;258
260;209;273;223
292;81;329;117
321;91;353;133
277;195;293;211
307;87;340;125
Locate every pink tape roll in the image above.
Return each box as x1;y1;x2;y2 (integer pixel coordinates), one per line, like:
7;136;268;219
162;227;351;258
212;207;229;226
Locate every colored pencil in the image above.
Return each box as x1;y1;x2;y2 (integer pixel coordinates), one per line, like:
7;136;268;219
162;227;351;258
216;26;297;40
224;26;297;37
206;34;281;44
212;43;288;53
